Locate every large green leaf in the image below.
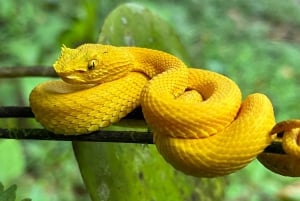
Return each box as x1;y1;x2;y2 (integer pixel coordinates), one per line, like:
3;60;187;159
73;3;225;201
74;142;224;201
98;2;190;65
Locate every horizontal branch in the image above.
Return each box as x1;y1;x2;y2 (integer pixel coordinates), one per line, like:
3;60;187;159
0;106;285;154
0;127;285;155
0;128;153;144
0;107;34;118
0;105;286;148
0;106;145;119
0;66;57;78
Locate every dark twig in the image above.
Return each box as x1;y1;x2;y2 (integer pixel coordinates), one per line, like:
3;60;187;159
0;107;34;118
0;128;153;144
0;106;286;154
0;106;144;120
0;67;57;78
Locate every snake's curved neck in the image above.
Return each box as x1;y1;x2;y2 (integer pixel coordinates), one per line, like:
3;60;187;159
124;47;187;78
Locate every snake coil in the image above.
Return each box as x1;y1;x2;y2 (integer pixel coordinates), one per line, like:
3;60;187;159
30;44;300;177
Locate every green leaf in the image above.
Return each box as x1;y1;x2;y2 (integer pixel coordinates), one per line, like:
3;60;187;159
73;142;224;201
0;183;17;201
0;183;32;201
0;141;25;184
98;2;190;64
73;3;225;201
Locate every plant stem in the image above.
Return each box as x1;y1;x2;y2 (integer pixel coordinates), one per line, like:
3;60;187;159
0;67;57;78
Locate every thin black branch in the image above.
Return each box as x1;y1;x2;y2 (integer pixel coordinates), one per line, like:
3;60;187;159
0;127;285;155
0;106;145;120
0;128;153;144
0;107;34;118
0;106;286;154
0;67;57;78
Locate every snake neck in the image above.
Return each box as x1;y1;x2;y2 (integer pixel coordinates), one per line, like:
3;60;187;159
125;47;189;99
124;47;187;78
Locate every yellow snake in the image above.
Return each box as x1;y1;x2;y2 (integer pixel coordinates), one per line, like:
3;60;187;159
30;44;300;177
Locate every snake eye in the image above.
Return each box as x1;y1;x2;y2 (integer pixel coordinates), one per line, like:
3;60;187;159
88;60;97;70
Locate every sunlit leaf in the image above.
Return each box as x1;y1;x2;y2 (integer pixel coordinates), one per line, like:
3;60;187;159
98;2;190;64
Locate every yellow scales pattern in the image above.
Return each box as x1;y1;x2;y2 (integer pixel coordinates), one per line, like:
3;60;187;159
30;44;300;177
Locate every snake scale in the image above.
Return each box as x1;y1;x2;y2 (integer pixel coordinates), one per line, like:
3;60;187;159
30;44;300;177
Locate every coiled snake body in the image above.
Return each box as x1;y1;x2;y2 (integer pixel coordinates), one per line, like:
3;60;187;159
30;44;300;177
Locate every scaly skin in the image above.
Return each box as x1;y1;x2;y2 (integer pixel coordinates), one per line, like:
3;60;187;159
30;44;300;177
258;119;300;176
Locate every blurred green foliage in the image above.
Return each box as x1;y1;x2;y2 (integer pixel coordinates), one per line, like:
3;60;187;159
0;183;31;201
0;183;17;201
1;0;300;201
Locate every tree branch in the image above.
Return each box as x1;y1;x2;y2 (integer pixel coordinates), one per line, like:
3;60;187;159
0;106;285;154
0;67;57;78
0;106;145;119
0;67;286;154
0;128;153;144
0;107;34;118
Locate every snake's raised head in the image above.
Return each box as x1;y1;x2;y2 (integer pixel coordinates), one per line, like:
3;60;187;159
53;44;135;84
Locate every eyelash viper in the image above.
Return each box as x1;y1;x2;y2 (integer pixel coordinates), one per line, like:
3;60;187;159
29;44;300;177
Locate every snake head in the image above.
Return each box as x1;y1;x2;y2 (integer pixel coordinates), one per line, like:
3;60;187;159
53;44;135;84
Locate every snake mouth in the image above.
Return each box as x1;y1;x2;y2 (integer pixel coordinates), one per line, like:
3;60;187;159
60;74;106;85
59;74;88;84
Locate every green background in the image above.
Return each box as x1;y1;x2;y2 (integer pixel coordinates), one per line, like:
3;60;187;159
1;0;300;200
